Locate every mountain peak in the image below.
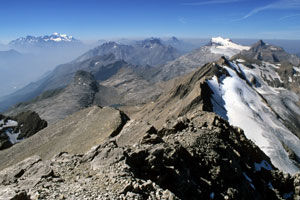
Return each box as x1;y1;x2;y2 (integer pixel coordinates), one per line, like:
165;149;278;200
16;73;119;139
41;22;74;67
9;33;79;47
169;36;179;42
207;37;250;57
137;37;162;47
73;70;98;91
210;37;233;45
253;40;266;48
43;33;75;42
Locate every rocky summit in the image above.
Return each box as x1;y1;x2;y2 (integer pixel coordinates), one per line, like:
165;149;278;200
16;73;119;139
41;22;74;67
0;110;299;200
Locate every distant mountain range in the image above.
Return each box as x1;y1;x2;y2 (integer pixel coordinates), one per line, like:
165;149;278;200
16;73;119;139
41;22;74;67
1;36;300;199
0;37;272;112
0;34;92;98
9;33;80;48
76;37;180;66
150;37;250;81
1;37;299;117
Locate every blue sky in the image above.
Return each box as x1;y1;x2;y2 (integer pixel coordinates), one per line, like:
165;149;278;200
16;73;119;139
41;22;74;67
0;0;300;42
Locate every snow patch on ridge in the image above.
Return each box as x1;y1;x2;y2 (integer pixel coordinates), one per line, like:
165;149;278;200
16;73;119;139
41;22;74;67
207;61;300;174
0;119;21;144
211;37;250;51
209;37;250;58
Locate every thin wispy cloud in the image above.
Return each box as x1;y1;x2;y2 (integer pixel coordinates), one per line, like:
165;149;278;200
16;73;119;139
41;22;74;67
182;0;242;6
279;13;300;20
242;0;300;19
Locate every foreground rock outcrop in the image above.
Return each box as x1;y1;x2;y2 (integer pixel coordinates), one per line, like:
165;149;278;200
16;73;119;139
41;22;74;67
0;110;298;199
0;106;128;171
0;111;47;150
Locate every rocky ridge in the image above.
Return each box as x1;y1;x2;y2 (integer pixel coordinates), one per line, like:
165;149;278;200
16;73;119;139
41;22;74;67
4;70;120;124
0;109;299;200
4;68;163;124
0;106;128;171
132;55;300;174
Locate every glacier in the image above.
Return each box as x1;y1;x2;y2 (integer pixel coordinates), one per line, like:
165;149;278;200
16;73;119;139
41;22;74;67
207;59;300;174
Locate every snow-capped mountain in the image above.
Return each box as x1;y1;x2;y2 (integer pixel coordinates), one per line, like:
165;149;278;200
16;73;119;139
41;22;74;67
207;57;300;174
206;41;300;174
134;39;300;175
208;37;250;58
9;33;79;48
137;55;300;175
152;37;249;81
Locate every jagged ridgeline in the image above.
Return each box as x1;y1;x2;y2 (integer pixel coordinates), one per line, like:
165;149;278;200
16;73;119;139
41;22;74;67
0;37;300;199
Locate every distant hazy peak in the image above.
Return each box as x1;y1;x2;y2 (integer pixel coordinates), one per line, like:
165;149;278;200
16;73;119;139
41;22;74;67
136;37;162;47
99;41;124;48
169;36;179;42
254;40;266;47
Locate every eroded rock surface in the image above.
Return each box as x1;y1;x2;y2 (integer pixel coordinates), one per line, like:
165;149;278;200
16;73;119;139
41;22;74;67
0;106;128;171
0;111;299;200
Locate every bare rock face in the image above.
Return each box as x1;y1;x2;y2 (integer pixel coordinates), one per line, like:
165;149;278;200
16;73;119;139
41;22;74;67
0;106;129;171
6;70;121;124
0;110;298;200
133;60;226;129
0;111;47;150
13;111;47;139
0;156;51;200
237;40;300;66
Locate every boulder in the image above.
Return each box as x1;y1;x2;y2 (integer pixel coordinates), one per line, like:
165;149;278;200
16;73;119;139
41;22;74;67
13;111;47;139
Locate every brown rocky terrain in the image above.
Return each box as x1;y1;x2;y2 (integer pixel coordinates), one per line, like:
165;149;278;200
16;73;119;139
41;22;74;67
131;58;227;129
0;109;299;200
0;106;128;171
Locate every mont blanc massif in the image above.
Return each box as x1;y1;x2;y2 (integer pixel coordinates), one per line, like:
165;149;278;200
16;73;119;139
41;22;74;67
1;33;300;200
